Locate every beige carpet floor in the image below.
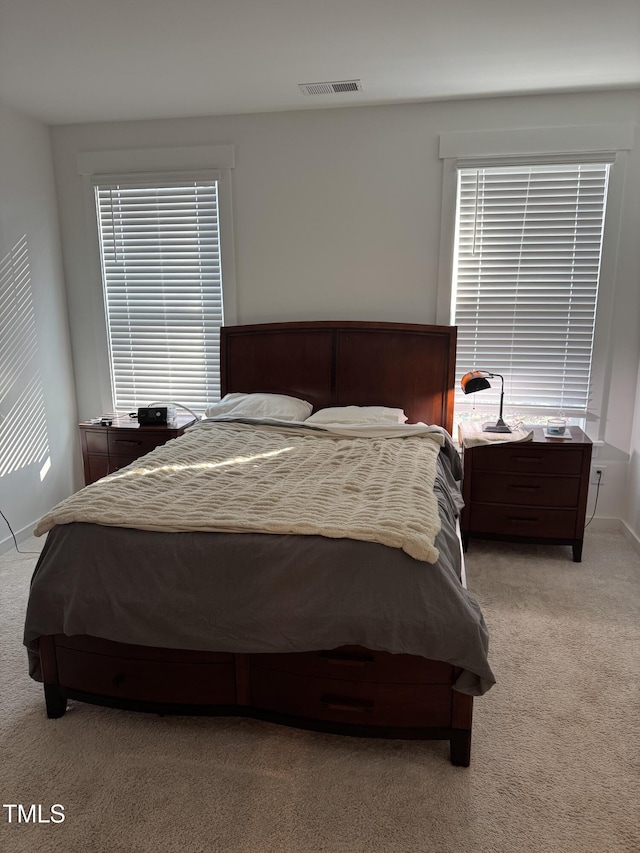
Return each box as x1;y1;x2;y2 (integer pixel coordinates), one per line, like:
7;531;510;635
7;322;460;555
1;531;638;853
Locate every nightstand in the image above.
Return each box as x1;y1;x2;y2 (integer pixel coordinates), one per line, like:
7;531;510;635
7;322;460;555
460;427;592;562
79;414;196;485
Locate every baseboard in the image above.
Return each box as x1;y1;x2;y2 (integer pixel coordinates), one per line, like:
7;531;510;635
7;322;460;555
584;516;622;533
584;517;640;557
620;520;640;556
0;519;39;557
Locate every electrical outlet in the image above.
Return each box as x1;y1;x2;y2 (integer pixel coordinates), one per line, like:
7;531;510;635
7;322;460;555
590;465;606;485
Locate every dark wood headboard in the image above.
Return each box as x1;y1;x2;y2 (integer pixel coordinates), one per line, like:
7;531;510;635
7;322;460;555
220;321;457;432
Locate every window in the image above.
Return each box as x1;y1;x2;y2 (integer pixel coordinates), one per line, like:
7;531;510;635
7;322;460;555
94;173;224;414
451;161;611;426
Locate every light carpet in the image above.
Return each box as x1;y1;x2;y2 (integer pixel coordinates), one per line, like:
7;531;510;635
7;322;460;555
1;531;638;853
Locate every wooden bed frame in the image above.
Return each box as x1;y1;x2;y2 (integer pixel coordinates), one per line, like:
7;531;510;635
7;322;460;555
37;320;474;766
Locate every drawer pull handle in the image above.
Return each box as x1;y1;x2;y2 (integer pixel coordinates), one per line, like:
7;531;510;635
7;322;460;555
113;439;143;447
508;485;540;492
507;517;538;525
513;456;542;463
319;652;374;668
320;695;374;713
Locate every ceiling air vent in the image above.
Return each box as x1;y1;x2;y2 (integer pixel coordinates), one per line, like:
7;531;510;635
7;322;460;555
298;79;363;96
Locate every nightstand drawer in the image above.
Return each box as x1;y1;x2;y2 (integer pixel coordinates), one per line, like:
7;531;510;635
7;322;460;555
472;446;584;475
84;430;108;454
106;455;145;475
471;472;581;507
87;455;109;483
470;504;577;538
108;432;173;458
88;455;146;480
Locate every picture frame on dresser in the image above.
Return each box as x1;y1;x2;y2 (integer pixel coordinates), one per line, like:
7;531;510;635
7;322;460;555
460;427;593;562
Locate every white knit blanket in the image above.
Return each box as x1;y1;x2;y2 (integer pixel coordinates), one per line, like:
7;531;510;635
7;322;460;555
35;421;444;563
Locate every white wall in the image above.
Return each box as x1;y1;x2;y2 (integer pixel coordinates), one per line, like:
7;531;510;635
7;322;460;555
624;354;640;544
50;89;640;521
0;102;78;551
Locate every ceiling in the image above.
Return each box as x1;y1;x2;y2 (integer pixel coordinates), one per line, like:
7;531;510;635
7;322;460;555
1;0;639;126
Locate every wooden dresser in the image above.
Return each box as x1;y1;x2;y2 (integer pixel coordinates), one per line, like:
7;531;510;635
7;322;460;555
79;414;196;485
461;426;592;562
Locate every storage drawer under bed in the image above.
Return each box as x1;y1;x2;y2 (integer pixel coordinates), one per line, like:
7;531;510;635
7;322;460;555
249;647;455;684
249;667;453;728
52;637;235;705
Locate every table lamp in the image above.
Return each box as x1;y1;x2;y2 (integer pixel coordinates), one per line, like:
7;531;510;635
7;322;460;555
460;370;512;433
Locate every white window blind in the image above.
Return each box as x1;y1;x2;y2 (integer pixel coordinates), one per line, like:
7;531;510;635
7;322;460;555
452;161;610;417
94;174;223;413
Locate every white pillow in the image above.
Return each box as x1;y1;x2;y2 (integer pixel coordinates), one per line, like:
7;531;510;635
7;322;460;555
204;392;313;421
306;405;408;425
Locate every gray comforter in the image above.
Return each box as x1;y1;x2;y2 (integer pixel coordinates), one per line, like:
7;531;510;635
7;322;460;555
24;430;495;696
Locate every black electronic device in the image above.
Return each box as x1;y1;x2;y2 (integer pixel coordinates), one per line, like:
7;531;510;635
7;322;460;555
137;406;176;426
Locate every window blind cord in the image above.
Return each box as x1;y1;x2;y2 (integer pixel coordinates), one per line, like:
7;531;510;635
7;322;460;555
0;509;41;555
147;401;201;422
471;170;480;256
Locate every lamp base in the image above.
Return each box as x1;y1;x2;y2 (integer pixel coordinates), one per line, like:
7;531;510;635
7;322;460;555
482;421;512;433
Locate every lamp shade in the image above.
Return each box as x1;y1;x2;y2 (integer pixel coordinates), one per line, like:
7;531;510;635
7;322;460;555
461;371;492;395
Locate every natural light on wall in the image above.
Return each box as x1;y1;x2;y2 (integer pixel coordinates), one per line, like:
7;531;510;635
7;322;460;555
0;235;51;478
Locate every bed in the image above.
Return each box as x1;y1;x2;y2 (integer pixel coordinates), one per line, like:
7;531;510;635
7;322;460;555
24;320;494;766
